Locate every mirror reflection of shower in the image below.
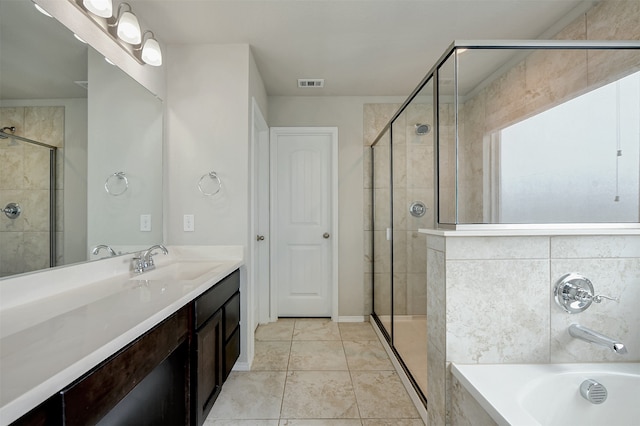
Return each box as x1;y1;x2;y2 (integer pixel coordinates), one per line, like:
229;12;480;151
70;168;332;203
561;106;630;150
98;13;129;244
0;123;58;277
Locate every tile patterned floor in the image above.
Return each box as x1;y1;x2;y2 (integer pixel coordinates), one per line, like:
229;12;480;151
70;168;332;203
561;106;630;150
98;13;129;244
205;319;425;426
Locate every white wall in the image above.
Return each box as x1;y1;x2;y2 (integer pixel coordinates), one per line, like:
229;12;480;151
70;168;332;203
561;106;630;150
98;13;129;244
166;43;267;365
268;96;403;317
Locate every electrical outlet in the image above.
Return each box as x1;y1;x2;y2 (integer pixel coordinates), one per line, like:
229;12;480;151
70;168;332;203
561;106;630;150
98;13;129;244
184;214;194;232
140;214;151;232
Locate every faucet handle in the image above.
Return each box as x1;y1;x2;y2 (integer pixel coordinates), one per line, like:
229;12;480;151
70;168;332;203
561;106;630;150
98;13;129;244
593;294;620;304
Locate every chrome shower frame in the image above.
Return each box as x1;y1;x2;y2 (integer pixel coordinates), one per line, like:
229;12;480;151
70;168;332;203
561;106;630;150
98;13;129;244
370;39;640;231
0;127;58;268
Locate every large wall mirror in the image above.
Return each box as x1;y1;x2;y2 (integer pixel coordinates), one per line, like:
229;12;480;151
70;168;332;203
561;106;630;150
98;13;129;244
0;0;163;278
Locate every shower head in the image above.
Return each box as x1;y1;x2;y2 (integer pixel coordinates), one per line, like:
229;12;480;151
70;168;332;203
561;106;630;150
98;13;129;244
0;127;19;145
415;123;431;135
0;126;16;139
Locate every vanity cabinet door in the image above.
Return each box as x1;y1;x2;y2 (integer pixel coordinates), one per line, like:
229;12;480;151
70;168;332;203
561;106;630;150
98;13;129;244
193;309;223;426
223;291;241;379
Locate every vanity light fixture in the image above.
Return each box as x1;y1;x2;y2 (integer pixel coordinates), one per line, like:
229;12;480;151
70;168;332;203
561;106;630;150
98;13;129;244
83;0;113;18
33;3;53;17
137;31;162;66
74;33;88;44
114;3;141;45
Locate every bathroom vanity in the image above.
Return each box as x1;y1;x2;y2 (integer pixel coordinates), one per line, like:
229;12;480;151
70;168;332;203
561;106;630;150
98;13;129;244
0;248;243;426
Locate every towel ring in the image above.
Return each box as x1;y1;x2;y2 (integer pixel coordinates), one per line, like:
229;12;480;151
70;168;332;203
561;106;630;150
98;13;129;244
198;171;222;196
104;171;129;196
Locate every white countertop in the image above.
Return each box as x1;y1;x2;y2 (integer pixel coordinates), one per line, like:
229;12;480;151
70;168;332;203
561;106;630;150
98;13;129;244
0;246;243;425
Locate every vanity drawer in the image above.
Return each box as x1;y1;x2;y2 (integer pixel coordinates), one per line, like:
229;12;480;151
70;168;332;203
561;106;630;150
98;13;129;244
194;269;239;329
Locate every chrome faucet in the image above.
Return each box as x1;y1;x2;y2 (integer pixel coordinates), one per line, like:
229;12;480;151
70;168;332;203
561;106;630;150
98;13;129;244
91;244;117;257
132;244;168;273
569;324;628;355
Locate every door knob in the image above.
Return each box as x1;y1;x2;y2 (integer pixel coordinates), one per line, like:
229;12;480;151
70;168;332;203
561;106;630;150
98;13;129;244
257;235;265;241
323;232;330;239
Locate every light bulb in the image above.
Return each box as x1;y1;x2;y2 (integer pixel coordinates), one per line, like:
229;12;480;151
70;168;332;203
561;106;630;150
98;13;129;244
141;37;162;66
83;0;113;18
117;11;141;44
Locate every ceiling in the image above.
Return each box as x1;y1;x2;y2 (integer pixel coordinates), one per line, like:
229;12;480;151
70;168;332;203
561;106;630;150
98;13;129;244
1;0;595;99
127;0;593;96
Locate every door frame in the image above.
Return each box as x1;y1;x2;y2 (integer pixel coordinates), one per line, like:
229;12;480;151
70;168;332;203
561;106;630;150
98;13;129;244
269;127;339;321
250;98;270;327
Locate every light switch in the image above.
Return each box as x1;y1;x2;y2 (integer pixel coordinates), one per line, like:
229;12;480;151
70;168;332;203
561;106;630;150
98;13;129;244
140;214;151;232
184;214;194;232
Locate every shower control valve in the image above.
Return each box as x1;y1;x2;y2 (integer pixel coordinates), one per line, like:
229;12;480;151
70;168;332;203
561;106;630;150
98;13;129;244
554;273;619;314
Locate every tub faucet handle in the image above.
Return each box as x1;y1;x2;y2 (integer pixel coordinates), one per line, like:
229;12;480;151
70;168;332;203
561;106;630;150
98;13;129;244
593;293;619;304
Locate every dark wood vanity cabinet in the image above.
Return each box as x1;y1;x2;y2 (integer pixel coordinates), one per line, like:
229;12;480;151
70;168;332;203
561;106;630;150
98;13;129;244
10;269;240;426
192;269;240;425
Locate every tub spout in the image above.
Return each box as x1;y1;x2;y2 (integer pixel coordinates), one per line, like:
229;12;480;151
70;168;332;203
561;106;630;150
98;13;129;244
569;324;628;355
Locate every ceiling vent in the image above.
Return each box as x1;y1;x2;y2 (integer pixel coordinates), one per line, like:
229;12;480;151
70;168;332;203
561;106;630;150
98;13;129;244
298;79;324;88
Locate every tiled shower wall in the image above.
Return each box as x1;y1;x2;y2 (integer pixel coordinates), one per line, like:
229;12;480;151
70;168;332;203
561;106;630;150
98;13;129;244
364;103;433;317
456;1;640;223
0;106;64;277
426;233;640;426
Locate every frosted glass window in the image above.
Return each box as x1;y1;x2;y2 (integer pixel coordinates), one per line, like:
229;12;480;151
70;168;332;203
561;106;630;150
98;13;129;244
497;71;640;223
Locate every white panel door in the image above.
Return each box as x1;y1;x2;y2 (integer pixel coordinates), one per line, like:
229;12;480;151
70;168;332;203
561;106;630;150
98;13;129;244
271;128;336;317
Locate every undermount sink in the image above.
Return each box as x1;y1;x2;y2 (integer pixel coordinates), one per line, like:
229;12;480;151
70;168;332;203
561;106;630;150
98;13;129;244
130;261;225;281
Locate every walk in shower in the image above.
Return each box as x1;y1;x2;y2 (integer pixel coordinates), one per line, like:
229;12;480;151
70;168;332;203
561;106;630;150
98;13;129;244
368;40;640;410
0;122;58;277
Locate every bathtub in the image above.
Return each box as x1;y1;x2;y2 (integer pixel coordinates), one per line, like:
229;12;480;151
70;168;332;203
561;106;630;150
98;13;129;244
451;363;640;426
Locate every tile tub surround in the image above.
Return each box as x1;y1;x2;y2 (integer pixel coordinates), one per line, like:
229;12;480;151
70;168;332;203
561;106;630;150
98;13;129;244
207;319;424;425
421;229;640;426
0;245;244;424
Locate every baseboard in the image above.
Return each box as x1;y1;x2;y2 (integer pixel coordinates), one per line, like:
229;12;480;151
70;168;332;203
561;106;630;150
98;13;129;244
371;319;428;424
232;361;251;372
337;316;366;322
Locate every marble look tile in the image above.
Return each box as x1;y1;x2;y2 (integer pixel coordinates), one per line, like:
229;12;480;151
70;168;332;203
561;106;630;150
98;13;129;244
289;340;347;370
22;190;50;232
406;143;434;190
0;190;24;232
524;48;588;115
426;235;444;252
446;236;549;260
373;231;391;274
550;235;640;259
426;249;445;352
351;371;419;419
407;273;427;316
252;341;292;371
23;232;50;271
0;107;25;129
293;319;341;341
363;231;372;274
255;320;295;341
373;188;391;231
446;259;550;363
363;275;373;315
407;231;427;274
363;148;372;195
343;340;392;371
0;144;24;190
484;61;528;131
393;232;407;274
0;231;25;276
373;273;391;316
550;258;640;362
208;371;287;420
281;420;362;426
372;145;391;189
393;272;407;315
362;420;424;426
363;104;400;146
24;106;64;147
450;375;498;426
338;322;378;341
281;371;359;419
23;145;51;190
427;346;446;426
